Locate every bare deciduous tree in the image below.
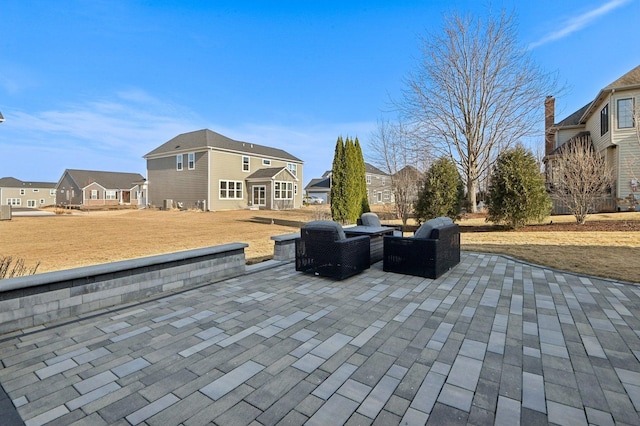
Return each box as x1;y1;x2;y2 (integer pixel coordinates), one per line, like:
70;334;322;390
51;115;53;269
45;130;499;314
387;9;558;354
548;137;614;224
368;118;429;224
399;11;559;212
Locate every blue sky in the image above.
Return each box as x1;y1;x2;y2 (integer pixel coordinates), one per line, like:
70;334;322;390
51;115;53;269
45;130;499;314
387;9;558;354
1;0;638;186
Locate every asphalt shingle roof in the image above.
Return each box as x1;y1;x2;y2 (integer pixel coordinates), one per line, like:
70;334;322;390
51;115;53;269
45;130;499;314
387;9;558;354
0;177;56;188
144;129;302;163
64;169;145;189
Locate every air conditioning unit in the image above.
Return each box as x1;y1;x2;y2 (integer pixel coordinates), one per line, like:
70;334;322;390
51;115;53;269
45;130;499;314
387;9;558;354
163;199;173;210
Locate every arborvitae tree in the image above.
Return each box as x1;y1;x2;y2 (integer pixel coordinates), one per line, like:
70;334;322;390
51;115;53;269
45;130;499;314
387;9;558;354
355;137;371;216
486;145;552;229
330;137;348;222
414;157;464;223
344;137;360;223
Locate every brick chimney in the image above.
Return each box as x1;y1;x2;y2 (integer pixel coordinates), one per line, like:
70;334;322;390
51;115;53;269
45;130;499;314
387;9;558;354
545;96;555;156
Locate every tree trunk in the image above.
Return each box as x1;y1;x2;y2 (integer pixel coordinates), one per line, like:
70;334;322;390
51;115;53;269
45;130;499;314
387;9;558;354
467;179;477;213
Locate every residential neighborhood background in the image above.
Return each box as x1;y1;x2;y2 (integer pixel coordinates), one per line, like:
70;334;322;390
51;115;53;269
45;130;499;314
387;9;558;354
1;65;639;216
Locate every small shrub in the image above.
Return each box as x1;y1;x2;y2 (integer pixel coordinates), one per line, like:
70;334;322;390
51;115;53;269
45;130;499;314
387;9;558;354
486;145;551;229
414;157;464;224
0;256;40;279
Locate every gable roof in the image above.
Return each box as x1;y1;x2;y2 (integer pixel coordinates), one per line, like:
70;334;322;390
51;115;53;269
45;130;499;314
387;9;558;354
144;129;303;163
0;177;56;189
305;177;331;190
604;64;640;90
61;169;145;190
365;163;388;176
245;167;297;181
556;103;590;127
557;65;640;128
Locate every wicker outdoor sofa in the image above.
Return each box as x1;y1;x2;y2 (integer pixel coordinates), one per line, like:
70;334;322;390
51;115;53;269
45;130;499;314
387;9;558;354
383;217;460;279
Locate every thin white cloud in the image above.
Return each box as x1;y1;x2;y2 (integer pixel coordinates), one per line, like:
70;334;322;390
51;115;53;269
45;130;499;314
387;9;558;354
0;90;375;184
529;0;631;49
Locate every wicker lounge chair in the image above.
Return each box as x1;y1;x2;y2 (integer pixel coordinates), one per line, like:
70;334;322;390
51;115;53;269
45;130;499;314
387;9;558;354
295;220;370;280
383;217;460;279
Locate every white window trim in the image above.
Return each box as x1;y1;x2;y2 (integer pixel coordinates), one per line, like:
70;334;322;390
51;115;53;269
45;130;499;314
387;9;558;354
33;188;39;193
176;154;183;171
262;159;272;166
287;163;297;177
242;156;250;172
19;189;25;195
7;198;21;206
90;189;99;200
105;190;117;200
366;174;371;184
50;189;56;196
219;180;244;200
188;152;195;170
274;181;294;200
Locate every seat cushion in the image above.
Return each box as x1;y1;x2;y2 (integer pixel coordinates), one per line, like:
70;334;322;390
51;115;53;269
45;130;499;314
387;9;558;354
360;212;382;227
303;220;346;240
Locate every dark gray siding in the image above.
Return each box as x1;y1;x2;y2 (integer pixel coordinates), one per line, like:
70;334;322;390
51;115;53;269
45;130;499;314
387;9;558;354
57;174;82;205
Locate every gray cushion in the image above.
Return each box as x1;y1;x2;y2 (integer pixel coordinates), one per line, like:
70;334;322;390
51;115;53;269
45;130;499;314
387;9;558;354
303;220;346;240
414;218;444;239
360;212;382;227
438;217;453;225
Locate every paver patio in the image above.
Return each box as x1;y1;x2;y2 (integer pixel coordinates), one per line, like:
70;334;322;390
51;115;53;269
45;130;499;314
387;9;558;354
1;251;640;425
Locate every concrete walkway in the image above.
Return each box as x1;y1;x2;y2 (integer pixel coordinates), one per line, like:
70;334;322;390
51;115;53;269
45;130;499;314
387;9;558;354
1;252;640;425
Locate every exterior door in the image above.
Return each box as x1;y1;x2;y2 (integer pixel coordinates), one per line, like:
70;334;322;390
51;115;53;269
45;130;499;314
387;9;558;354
253;185;266;207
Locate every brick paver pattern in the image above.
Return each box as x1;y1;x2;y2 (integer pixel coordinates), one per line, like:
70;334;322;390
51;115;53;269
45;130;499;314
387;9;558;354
1;252;640;425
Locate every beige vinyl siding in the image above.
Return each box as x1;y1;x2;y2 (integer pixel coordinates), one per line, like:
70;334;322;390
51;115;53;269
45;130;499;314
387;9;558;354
556;127;583;147
209;150;251;210
585;97;612;153
270;169;297;210
0;187;47;207
612;91;640;204
209;150;303;210
147;151;209;209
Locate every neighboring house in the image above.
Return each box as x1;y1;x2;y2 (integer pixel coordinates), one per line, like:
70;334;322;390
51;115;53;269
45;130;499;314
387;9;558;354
365;163;393;205
304;163;394;206
0;177;57;208
144;129;304;210
545;65;640;212
56;169;147;208
304;171;332;204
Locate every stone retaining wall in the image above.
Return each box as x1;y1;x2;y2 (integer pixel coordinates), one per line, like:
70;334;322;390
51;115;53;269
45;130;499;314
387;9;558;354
0;243;248;335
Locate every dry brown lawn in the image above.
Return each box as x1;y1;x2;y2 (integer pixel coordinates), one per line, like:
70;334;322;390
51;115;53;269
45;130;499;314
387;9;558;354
1;206;639;283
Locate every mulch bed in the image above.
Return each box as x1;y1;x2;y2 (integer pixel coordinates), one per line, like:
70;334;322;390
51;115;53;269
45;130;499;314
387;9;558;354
460;220;640;233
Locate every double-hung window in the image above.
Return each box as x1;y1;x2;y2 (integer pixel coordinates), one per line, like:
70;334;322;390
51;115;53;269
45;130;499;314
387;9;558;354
90;190;99;200
242;156;250;172
176;154;183;171
188;152;195;170
105;190;117;200
219;180;243;199
287;163;297;177
618;98;634;129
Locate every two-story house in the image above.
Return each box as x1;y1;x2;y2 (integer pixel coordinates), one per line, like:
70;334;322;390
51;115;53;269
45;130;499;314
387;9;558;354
545;65;640;212
144;129;304;210
304;162;393;206
0;177;57;208
56;169;147;208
